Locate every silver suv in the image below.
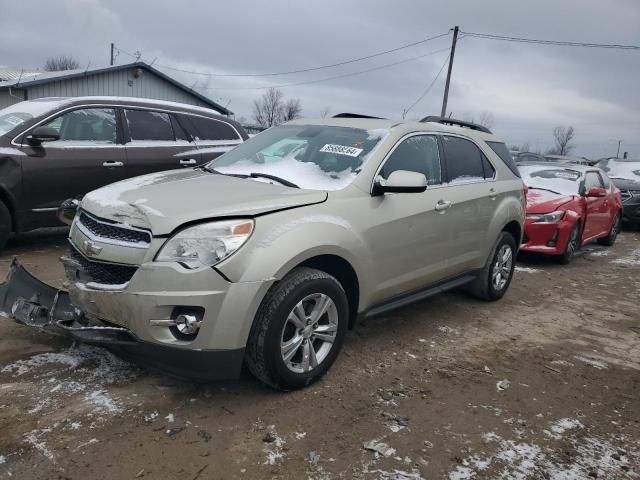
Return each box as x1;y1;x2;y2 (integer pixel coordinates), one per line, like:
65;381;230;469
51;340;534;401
0;115;525;389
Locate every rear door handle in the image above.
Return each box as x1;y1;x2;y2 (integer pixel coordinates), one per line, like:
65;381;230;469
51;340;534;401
488;188;498;200
179;158;197;166
102;161;123;167
435;199;452;212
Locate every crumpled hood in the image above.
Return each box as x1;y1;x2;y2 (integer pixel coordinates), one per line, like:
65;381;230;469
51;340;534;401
81;169;327;235
526;189;576;214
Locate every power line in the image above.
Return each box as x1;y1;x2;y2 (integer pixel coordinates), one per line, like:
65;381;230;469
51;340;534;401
114;32;450;78
192;46;453;91
461;31;640;50
403;52;451;117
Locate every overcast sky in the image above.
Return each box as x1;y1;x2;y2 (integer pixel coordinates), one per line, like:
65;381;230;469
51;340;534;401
1;0;638;158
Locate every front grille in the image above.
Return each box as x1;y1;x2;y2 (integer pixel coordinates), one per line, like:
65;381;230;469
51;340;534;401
69;244;138;285
78;212;151;244
621;190;640;202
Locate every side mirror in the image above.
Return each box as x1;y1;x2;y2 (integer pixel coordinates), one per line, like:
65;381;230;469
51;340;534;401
586;186;606;198
57;198;79;226
373;170;427;196
26;126;60;145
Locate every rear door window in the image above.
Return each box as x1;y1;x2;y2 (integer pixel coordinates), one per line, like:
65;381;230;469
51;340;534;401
184;115;240;142
44;108;117;143
125;109;175;141
442;136;485;183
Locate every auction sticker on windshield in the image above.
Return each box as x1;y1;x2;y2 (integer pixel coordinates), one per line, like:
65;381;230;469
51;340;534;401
320;144;363;157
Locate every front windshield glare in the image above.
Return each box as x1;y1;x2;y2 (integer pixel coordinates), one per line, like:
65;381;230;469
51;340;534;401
519;166;582;196
209;125;387;190
0;100;61;137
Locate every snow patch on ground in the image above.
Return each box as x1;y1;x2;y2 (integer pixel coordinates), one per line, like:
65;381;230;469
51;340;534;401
612;248;640;266
573;355;609;370
448;420;637;479
588;249;610;257
263;427;286;465
515;266;540;273
0;343;138;462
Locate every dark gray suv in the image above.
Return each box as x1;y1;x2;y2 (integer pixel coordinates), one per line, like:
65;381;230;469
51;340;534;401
0;96;248;249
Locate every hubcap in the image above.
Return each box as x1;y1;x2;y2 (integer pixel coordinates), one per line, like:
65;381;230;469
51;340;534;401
280;293;338;374
491;244;513;291
567;227;579;258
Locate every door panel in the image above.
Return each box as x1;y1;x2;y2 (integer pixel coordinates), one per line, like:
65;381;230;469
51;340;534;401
362;134;453;302
19;107;125;228
583;172;608;240
441;135;498;272
122;109;201;178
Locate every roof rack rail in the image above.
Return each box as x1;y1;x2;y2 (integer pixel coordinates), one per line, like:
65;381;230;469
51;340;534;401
419;115;492;134
333;113;385;119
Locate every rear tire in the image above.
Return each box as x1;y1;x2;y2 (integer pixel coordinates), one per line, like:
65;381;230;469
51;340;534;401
245;267;348;390
470;232;516;301
0;201;12;252
597;212;621;246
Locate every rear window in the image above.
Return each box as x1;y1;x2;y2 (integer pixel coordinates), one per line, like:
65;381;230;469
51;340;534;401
184;115;240;142
486;141;521;177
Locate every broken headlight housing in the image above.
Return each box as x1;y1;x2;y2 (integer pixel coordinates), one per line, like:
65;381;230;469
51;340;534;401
526;210;565;223
156;219;254;269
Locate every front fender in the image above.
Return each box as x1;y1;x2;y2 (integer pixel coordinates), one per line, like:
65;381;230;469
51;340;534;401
217;210;375;308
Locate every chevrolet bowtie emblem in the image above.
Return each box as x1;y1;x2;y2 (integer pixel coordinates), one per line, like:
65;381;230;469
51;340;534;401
82;239;102;257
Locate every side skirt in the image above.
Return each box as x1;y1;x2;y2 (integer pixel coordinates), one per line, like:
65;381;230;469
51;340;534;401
361;272;478;319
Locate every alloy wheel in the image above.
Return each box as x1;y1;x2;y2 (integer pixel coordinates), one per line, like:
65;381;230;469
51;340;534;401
492;244;513;291
280;293;339;374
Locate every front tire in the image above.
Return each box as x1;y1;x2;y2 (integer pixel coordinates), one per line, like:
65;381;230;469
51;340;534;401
556;222;580;264
597;212;621;246
245;267;348;390
470;232;516;301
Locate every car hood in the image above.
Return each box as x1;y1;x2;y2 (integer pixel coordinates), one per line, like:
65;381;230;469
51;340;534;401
81;169;327;235
610;177;640;191
526;189;576;214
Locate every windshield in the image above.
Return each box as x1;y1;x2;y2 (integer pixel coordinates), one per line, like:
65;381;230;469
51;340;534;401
0;100;64;137
209;125;388;190
519;165;582;195
597;159;640;181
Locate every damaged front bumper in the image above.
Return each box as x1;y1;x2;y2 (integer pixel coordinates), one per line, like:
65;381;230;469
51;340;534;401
0;259;247;381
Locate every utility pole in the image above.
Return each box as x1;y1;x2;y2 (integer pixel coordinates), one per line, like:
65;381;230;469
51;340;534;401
110;43;115;66
616;139;622;157
440;26;459;118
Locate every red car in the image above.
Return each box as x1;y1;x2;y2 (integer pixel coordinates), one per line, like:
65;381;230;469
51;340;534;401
519;164;623;263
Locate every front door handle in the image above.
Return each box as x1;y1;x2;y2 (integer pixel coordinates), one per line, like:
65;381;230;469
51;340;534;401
488;188;498;200
102;161;123;167
179;158;197;166
435;199;452;212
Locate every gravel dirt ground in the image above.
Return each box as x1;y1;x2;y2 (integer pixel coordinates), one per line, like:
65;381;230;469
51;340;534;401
0;228;638;479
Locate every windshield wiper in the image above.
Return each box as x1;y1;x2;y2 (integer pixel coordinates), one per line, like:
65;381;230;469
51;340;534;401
249;173;299;188
528;187;563;195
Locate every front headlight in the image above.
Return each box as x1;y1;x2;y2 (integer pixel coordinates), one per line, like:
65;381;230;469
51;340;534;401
526;210;565;223
156;219;254;269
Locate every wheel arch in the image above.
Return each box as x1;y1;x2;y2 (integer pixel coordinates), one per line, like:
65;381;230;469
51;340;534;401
501;220;522;245
294;254;360;329
0;187;17;232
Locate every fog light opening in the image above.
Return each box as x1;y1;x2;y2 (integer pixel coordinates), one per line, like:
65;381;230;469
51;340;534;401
170;307;204;341
547;229;559;247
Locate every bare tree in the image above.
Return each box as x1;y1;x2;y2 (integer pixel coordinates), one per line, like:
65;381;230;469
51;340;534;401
252;88;284;128
551;126;575;155
319;106;331;118
477;111;495;129
282;98;302;122
44;56;80;71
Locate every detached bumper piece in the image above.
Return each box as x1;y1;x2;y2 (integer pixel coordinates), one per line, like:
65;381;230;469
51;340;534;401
0;259;244;381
